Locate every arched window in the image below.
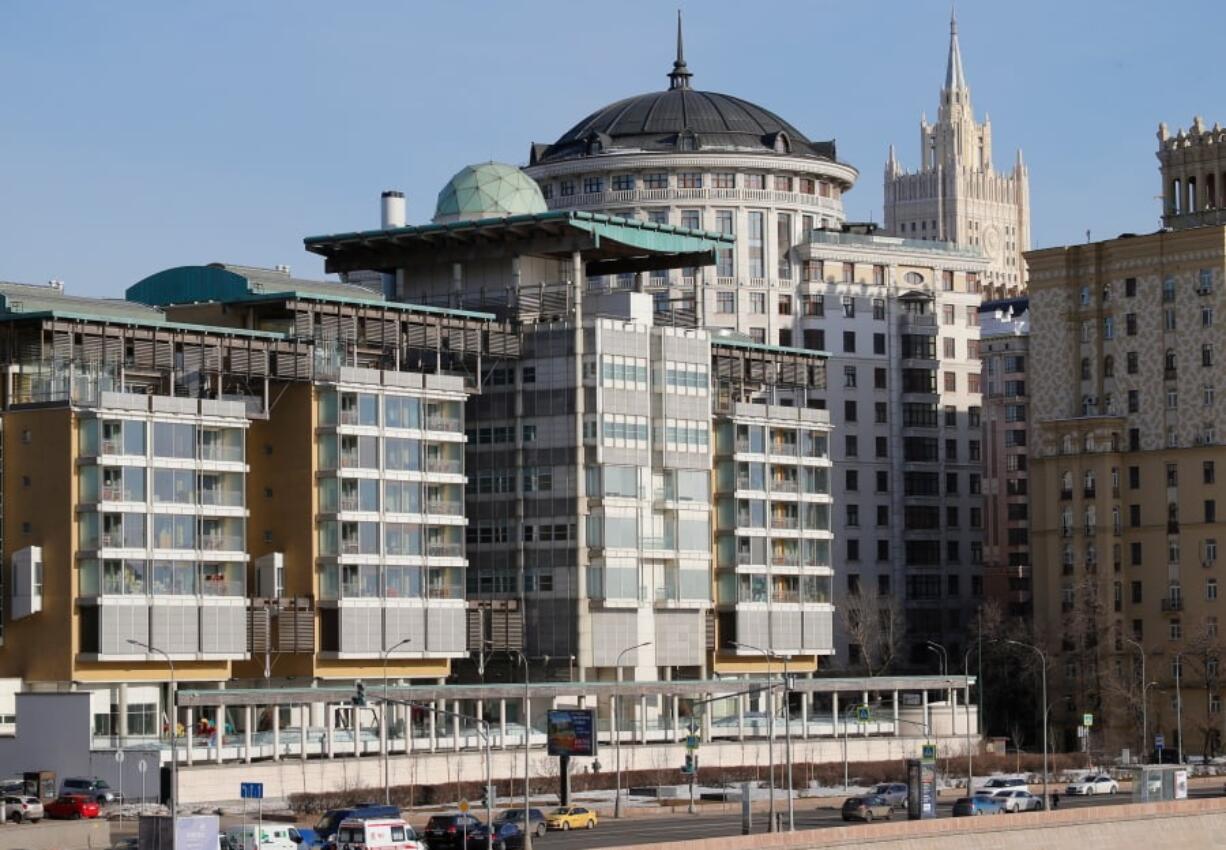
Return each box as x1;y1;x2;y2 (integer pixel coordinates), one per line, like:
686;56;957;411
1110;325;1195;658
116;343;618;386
1081;358;1091;380
1084;470;1096;494
1062;471;1073;495
1085;505;1097;531
1163;278;1177;303
773;132;791;153
1165;349;1177;372
1062;434;1075;454
1103;355;1114;378
1112;506;1122;534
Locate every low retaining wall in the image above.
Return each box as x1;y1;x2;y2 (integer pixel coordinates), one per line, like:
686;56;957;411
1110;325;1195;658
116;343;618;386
176;734;971;804
609;796;1226;850
0;818;110;850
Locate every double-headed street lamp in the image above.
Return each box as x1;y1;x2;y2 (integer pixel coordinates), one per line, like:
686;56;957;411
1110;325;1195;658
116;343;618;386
925;640;948;676
1005;639;1048;811
1124;636;1148;760
128;639;176;840
731;640;792;831
381;637;413;805
613;641;651;819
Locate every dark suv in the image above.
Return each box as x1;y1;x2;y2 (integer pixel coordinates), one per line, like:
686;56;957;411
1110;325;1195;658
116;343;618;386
424;814;483;849
494;809;546;839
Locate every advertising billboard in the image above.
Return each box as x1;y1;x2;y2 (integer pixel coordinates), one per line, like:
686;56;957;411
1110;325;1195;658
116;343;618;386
547;709;597;757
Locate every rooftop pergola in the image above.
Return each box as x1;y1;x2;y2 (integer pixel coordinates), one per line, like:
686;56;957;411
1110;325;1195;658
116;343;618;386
304;210;735;278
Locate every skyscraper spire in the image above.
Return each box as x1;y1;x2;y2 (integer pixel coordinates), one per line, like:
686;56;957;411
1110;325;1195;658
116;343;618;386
668;10;693;90
945;8;967;92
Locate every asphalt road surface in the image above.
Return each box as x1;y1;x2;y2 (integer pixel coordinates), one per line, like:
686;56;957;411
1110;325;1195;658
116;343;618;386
532;787;1223;850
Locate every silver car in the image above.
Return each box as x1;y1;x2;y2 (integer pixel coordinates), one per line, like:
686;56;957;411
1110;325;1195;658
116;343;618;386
3;795;45;823
873;782;909;809
993;789;1043;812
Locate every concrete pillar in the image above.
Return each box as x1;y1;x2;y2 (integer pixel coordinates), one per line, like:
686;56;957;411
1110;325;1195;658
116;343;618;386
117;683;129;741
639;695;648;744
428;701;437;753
951;688;959;735
892;690;900;735
300;705;309;761
832;692;839;739
185;708;195;766
922;690;930;737
453;712;461;753
702;694;712;742
273;706;282;762
737;682;746;742
326;703;335;759
379;699;388;758
214;704;225;764
499;699;508;751
352;705;360;759
671;695;680;741
800;685;809;739
863;690;870;737
244;706;253;764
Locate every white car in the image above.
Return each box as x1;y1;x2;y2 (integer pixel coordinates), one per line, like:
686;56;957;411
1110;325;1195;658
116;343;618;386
1066;773;1118;795
977;777;1030;794
993;789;1044;812
2;795;44;823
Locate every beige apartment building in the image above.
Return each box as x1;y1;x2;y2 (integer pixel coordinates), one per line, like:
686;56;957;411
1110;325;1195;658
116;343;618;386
1029;221;1226;758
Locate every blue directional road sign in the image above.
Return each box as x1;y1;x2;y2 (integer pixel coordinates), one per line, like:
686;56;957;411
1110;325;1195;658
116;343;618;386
240;782;264;800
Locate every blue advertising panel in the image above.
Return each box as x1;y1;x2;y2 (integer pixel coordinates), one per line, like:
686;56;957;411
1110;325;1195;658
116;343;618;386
547;709;597;757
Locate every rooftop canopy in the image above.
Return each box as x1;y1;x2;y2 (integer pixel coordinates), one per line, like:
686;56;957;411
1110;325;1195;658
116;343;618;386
304;209;735;278
127;263;494;320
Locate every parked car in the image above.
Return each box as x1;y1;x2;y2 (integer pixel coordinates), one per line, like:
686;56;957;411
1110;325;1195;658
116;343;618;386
465;821;523;850
1066;773;1118;795
545;805;597;831
953;795;1006;816
841;795;894;822
334;817;423;850
873;783;909;809
45;795;101;820
493;809;547;839
993;789;1044;812
59;777;119;805
976;777;1029;794
423;814;483;849
314;805;401;845
2;795;44;823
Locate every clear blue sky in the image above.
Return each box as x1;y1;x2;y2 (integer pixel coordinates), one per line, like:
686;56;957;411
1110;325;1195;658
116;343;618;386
1;0;1221;296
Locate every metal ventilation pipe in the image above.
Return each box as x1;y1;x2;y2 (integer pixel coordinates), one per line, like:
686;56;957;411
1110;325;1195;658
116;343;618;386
381;190;406;229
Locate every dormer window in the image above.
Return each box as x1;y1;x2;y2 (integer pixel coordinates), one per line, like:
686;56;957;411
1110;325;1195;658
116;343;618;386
677;130;700;151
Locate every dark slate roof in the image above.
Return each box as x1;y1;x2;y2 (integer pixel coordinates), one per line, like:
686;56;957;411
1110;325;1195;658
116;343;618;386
531;89;837;165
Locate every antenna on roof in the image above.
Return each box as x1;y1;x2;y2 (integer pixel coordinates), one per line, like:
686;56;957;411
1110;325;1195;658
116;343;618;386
668;10;692;91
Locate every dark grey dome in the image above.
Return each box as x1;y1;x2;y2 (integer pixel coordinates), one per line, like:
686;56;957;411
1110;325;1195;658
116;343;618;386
529;18;837;166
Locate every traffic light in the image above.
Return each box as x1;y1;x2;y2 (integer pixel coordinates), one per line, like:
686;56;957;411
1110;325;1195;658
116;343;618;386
681;754;694;775
352;681;367;707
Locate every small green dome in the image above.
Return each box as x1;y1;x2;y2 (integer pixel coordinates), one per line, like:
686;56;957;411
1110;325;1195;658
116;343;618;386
433;162;548;224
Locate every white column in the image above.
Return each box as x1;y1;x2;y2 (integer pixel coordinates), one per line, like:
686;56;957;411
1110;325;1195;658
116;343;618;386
672;696;680;741
352;705;360;759
831;692;839;738
862;690;870;737
185;708;195;766
639;695;648;744
379;700;388;759
325;703;335;759
892;690;900;736
117;683;129;742
951;688;959;735
922;690;930;737
453;712;461;753
300;705;309;761
214;704;225;764
244;706;253;764
428;701;437;753
499;699;508;751
800;685;809;739
273;706;281;762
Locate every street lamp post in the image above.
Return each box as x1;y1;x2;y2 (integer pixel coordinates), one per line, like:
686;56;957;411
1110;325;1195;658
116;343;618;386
513;652;533;850
1124;637;1148;761
1005;639;1048;812
925;641;948;676
613;641;651;819
128;639;176;841
731;641;790;831
1175;652;1184;764
1144;680;1160;759
381;637;412;806
963;647;976;793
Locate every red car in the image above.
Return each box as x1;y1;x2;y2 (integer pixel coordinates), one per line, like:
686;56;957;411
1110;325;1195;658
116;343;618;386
45;795;101;819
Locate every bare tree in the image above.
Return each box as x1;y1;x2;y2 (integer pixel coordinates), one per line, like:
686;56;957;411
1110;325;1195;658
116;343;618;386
1183;620;1224;760
839;587;904;677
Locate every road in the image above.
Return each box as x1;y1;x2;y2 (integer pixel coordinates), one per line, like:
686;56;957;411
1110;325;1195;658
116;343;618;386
532;787;1223;850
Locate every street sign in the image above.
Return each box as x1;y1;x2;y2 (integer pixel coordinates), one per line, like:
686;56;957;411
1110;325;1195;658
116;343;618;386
685;734;700;751
1155;734;1165;749
921;743;936;763
856;705;872;722
240;782;264;800
137;761;148;774
114;750;125;763
1076;725;1087;738
458;800;469;813
1083;713;1094;727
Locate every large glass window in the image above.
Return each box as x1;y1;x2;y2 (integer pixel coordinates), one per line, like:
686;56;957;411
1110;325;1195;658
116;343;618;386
385;480;422;514
747;211;765;278
384;395;421;429
153;422;195;459
340;521;380;555
201;562;243;596
101;512;146;549
340;434;379;469
385;523;421;556
715;210;735;277
101;419;147;456
385;565;421;598
154;469;195;504
151;561;197;595
384;438;420;471
153;514;195;550
777;213;793;279
102;466;146;502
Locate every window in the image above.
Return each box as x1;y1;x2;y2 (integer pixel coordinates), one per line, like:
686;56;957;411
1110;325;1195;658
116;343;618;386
942;305;955;325
845;469;859;491
804;294;824;316
843;400;857;422
678;172;702;189
846;504;860;527
1205;306;1215;327
1205;345;1215;368
559;180;574;196
1207;461;1216;484
1125;277;1137;297
1126;351;1138;374
750;292;766;314
777;213;793;279
1209;578;1219;601
845;435;858;457
843;365;857;388
873;298;886;319
875;368;887;389
843;331;856;353
744;173;766;190
714;209;735;276
712;172;735;189
876;470;889;492
1209;500;1218;523
945;338;957;359
644;173;668;189
875;402;888;424
582;176;604;194
716;291;735;314
842;296;856;318
611;174;634;191
747;211;765;277
1126;313;1138;335
944;372;957;392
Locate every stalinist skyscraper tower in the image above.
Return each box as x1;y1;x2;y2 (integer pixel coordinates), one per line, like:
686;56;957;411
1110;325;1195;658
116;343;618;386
884;14;1030;299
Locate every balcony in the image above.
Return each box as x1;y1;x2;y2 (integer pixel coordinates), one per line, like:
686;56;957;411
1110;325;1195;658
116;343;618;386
426;415;463;433
101;486;125;502
425;458;463;475
1084;486;1096;498
101;439;124;455
338;409;362;426
771;516;799;530
426;542;463;558
734;439;758;454
1161;598;1184;612
1060;489;1073;501
770;479;799;493
199;489;243;508
199;444;243;463
200;534;244;552
425;499;464;515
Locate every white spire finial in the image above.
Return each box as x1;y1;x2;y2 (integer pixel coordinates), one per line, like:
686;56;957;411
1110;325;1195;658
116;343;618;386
945;8;967;91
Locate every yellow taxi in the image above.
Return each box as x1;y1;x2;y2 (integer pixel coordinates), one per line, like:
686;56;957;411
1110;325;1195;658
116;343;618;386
545;805;597;830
